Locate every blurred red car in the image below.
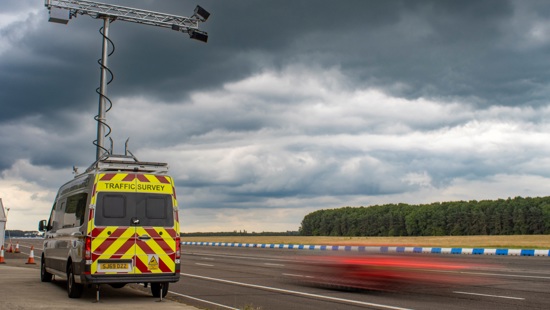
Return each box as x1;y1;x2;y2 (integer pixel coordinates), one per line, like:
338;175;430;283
285;254;489;291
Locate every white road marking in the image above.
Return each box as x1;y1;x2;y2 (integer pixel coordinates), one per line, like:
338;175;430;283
168;291;239;310
195;263;214;267
181;272;413;310
264;263;284;267
282;273;314;278
453;291;525;300
183;252;294;263
459;271;550;280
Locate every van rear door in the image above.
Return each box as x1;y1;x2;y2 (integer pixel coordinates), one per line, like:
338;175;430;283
133;192;177;275
132;173;178;275
91;173;178;277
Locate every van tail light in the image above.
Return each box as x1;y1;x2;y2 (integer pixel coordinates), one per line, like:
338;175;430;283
84;236;92;274
175;237;181;259
85;236;92;260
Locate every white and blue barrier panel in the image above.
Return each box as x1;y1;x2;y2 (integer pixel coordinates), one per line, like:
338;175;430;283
182;241;550;257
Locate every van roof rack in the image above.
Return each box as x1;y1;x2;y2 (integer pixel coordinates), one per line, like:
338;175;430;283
82;153;169;175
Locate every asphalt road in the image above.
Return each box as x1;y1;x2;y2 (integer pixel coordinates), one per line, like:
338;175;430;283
6;239;550;310
177;245;550;310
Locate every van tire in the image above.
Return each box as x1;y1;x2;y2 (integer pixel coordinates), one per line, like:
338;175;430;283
40;256;53;282
151;282;169;298
67;263;83;298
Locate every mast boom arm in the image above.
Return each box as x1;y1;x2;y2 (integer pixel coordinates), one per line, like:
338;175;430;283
45;0;202;33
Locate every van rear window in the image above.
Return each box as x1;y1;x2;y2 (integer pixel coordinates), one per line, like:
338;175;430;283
102;195;126;218
95;193;173;227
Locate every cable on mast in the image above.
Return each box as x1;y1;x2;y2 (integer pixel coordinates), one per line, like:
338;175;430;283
93;18;115;157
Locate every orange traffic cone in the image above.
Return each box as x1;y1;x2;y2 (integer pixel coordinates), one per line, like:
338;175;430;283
7;243;13;253
0;245;6;264
26;246;36;264
14;242;20;253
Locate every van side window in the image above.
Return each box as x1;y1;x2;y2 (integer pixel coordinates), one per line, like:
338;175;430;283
58;202;66;229
47;202;57;231
63;193;88;228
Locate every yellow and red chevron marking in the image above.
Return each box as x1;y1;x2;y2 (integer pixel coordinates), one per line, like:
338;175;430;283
90;226;176;274
87;208;94;235
135;227;176;274
99;173;171;184
90;172;178;208
94;173;174;195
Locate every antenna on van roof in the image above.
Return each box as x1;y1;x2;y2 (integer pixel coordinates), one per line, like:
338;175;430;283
109;137;114;155
124;138;135;157
78;137;168;175
82;152;169;175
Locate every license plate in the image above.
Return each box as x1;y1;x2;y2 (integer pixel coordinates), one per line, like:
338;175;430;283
101;263;129;270
98;261;132;272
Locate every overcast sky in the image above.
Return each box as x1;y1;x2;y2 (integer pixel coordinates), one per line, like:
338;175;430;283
2;0;550;232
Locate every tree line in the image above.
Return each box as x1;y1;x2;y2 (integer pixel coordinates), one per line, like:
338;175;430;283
299;196;550;236
181;231;300;237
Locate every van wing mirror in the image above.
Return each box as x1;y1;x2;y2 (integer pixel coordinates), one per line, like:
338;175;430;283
38;220;47;232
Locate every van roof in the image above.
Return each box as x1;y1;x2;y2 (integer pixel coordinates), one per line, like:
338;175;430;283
81;154;169;176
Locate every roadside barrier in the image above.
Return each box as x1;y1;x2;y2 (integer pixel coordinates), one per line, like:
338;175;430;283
14;242;20;253
0;245;5;264
26;246;36;264
182;242;550;257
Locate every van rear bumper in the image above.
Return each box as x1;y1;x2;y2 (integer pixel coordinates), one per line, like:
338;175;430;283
80;273;180;284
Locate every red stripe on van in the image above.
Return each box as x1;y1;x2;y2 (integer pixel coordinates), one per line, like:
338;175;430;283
135;255;148;273
137;174;149;182
92;228;131;254
155;175;170;184
158;256;172;273
145;227;177;238
143;228;175;252
92;227;105;236
109;237;136;259
136;241;172;273
100;173;116;181
122;174;136;182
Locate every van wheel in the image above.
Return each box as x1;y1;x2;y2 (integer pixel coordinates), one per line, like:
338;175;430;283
67;264;83;298
151;282;169;298
40;256;52;282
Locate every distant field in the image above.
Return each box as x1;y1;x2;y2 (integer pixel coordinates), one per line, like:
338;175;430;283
181;235;550;249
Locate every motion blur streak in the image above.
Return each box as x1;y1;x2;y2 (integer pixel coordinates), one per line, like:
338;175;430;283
285;254;497;291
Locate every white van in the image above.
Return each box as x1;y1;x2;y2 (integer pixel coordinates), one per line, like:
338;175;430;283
39;154;180;299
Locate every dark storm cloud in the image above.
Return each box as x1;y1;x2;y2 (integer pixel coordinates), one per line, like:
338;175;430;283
6;0;550;232
3;0;546;125
0;12;101;121
1;0;549;181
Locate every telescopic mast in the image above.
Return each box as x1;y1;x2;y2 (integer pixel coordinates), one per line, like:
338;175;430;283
44;0;210;159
